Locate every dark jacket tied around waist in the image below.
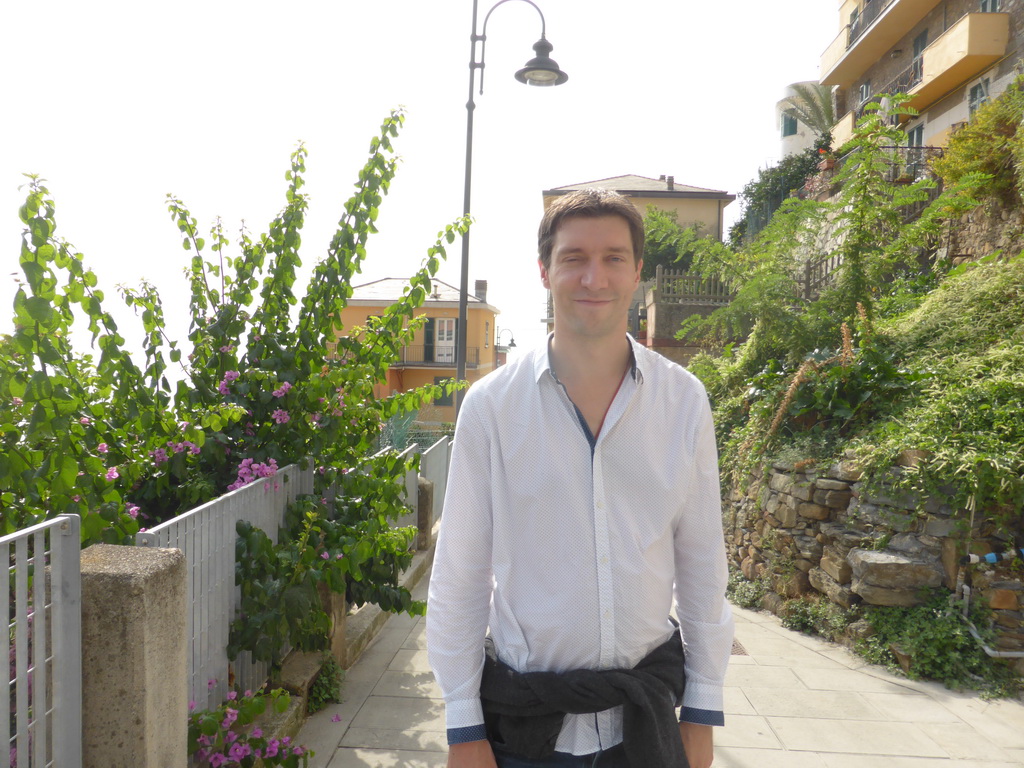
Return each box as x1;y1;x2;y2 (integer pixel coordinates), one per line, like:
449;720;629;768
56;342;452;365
480;629;687;768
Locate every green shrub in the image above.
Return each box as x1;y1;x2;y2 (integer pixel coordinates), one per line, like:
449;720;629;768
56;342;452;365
726;568;766;610
932;74;1024;202
780;595;852;642
857;593;1020;697
308;656;343;715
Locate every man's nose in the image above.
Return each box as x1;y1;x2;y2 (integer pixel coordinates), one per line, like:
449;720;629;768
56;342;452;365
580;262;608;289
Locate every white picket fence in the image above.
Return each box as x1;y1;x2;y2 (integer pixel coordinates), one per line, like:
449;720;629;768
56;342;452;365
136;463;314;710
3;514;82;768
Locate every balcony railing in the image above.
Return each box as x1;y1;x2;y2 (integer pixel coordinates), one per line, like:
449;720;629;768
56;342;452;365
394;345;480;367
849;0;897;45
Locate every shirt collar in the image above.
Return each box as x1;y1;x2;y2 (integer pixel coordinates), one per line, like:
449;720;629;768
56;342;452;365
535;333;645;385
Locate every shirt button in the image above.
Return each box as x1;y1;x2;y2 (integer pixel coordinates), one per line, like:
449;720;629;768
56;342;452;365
600;556;609;565
597;501;605;509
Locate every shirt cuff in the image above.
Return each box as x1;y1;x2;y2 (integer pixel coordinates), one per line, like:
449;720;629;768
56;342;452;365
448;724;489;745
444;697;485;732
679;707;725;727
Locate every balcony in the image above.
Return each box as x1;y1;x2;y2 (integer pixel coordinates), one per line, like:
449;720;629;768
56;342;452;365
392;345;480;368
821;0;944;88
904;12;1009;111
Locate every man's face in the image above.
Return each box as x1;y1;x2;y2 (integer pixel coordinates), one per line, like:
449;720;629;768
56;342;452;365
540;215;642;342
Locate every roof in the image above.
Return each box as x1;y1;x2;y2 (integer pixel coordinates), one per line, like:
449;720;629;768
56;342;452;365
348;278;490;306
544;174;734;201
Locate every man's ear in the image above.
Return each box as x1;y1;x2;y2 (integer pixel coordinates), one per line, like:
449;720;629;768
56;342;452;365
539;258;550;289
635;259;644;286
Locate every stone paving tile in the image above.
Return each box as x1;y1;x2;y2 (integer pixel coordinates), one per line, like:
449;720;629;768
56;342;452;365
402;618;428;650
326;747;448;767
793;666;922;694
930;699;1024;750
727;653;758;665
340;726;447;752
349;695;447;733
723;686;756;716
371;669;443;699
742;687;883;720
745;651;849;670
724;664;807;689
821;756;1024;768
387;648;432;674
715;714;784;749
915;722;1016;762
768;716;948;757
860;692;964;723
715;746;829;767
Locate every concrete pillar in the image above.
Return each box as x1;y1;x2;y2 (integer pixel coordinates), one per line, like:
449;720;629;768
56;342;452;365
417;476;435;551
81;544;186;768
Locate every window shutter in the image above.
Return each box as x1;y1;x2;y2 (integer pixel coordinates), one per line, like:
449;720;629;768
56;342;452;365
424;317;435;362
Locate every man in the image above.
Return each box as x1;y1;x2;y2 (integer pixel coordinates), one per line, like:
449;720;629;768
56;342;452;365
428;189;733;768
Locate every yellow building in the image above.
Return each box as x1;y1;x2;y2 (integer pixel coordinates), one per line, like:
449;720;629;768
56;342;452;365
338;278;500;424
821;0;1017;148
543;174;734;241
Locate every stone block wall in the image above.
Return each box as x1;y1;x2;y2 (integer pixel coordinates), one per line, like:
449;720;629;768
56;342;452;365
725;459;1024;654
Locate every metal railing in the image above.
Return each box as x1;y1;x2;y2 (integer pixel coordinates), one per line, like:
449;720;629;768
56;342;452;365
395;346;480;367
849;0;896;45
136;463;314;710
4;515;82;768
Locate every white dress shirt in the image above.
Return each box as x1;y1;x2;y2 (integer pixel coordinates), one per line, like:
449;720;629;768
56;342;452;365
427;335;734;755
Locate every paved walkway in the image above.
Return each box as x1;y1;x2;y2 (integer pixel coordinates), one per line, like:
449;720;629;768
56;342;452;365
300;575;1024;768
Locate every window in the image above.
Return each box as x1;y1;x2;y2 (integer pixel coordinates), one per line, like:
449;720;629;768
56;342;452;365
911;30;928;84
433;377;453;407
906;124;924;147
969;79;990;116
858;81;872;104
981;0;1000;12
484;321;489;348
781;113;798;138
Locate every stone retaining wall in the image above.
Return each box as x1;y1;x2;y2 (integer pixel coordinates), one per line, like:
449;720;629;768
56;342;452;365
725;458;1024;655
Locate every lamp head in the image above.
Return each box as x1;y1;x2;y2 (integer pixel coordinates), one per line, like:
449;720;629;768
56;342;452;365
515;37;568;87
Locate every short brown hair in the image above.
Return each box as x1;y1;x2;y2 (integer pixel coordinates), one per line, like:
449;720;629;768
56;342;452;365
538;189;645;269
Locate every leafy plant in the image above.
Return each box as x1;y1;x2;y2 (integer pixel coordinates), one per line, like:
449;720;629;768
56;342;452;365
857;593;1020;697
726;568;767;610
188;687;311;767
780;595;852;642
307;656;343;715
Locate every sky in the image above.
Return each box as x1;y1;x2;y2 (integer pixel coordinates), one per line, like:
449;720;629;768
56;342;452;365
1;0;836;359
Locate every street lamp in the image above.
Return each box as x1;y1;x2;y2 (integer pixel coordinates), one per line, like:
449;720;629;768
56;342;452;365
496;327;517;349
455;0;568;417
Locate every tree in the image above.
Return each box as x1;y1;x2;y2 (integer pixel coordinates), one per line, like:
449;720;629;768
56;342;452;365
782;82;836;145
640;207;701;281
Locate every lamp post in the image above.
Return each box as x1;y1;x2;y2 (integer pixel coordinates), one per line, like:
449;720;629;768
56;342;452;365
455;0;568;417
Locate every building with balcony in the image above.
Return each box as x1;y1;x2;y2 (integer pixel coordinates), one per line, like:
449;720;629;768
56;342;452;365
821;0;1020;148
778;82;823;158
338;277;500;424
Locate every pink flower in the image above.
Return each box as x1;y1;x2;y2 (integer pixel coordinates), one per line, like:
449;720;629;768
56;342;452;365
271;409;290;424
251;727;262;739
105;467;119;481
320;552;329;560
209;754;228;767
126;503;140;519
97;443;109;454
244;690;253;698
208;678;217;690
79;417;90;425
331;714;341;722
11;397;22;406
152;447;168;465
72;495;81;503
226;691;237;701
272;381;292;398
264;741;279;758
336;553;344;560
219;345;234;353
189;700;196;711
229;742;252;761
